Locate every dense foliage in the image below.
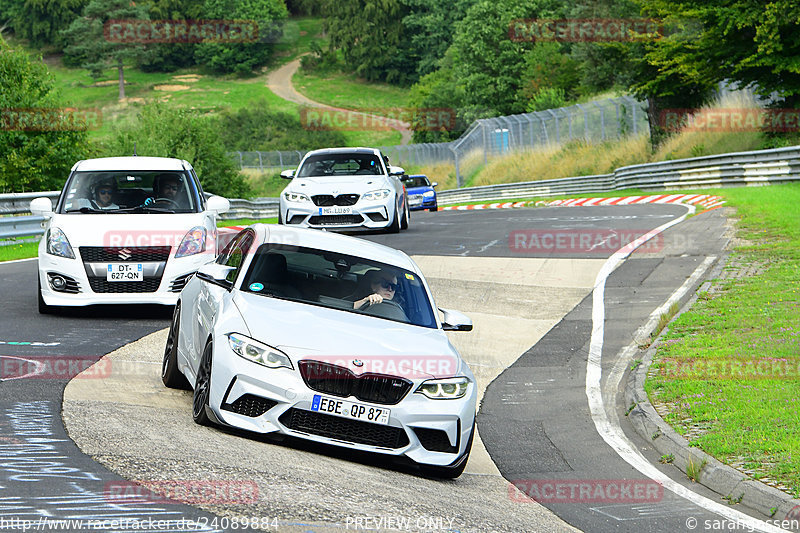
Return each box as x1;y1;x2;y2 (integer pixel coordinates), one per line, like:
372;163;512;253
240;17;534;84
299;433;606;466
0;40;90;192
105;104;251;198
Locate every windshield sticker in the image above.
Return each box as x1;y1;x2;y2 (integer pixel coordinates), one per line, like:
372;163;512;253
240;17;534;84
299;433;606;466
249;283;264;292
405;273;415;281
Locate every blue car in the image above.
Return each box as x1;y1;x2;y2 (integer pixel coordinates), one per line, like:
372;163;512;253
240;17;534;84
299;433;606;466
402;174;438;212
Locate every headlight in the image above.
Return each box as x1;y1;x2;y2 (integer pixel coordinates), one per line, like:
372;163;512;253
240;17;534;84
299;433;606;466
423;190;435;198
46;227;75;259
175;226;206;258
283;191;310;203
415;377;470;400
227;333;293;370
362;189;391;201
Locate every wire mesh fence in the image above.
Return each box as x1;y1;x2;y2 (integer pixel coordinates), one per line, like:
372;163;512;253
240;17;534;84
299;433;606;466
228;96;650;187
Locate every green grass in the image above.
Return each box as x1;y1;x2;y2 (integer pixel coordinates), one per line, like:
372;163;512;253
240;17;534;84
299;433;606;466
645;183;800;497
217;217;277;227
292;70;410;112
0;240;39;262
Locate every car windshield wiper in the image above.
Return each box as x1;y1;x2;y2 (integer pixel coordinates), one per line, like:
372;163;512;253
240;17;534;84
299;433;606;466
117;206;175;214
65;207;107;214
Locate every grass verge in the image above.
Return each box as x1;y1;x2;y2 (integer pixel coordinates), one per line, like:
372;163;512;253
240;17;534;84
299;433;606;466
645;183;800;497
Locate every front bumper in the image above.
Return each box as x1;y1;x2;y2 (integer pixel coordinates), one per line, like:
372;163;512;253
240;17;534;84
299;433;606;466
205;344;477;467
282;199;396;230
38;250;209;307
408;195;436;211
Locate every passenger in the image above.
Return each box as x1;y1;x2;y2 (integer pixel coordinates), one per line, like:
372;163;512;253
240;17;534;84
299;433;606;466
144;173;181;206
352;269;399;309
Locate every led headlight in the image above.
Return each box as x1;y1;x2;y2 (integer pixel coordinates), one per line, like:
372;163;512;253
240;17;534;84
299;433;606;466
46;227;75;259
362;189;391;201
423;190;435;198
415;377;470;400
283;192;310;203
227;333;293;370
176;226;207;258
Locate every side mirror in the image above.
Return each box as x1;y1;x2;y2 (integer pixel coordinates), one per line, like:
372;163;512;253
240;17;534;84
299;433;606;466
196;262;235;285
30;197;54;218
439;308;473;331
280;169;295;179
206;195;230;215
388;165;405;176
432;182;438;188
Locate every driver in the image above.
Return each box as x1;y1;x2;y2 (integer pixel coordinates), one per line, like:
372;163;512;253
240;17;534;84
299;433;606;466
144;173;181;206
353;269;399;309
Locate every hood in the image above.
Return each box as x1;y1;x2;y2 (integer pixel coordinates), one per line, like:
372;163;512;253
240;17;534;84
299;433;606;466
287;176;390;194
48;212;210;249
405;185;434;195
234;291;462;380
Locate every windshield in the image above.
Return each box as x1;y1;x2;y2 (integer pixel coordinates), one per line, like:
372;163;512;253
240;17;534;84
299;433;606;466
59;171;199;214
296;154;384;177
403;176;431;188
241;244;437;329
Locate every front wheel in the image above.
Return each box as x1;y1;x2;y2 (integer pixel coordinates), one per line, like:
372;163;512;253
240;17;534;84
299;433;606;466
277;210;284;224
162;303;191;389
37;278;54;315
400;201;409;230
387;205;401;234
192;342;214;426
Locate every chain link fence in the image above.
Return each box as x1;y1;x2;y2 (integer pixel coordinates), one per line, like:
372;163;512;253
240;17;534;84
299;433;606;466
229;96;649;187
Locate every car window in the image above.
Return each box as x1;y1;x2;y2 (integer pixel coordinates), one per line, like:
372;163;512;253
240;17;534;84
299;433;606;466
403;176;431;188
241;244;437;329
296;154;384;177
219;231;255;283
59;171;199;213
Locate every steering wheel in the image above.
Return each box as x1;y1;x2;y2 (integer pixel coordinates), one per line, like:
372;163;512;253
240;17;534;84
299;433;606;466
360;299;408;321
153;197;180;208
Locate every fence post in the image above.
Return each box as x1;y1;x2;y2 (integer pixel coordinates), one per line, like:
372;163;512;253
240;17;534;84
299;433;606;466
593;102;606;141
452;145;462;188
481;121;488;165
258;152;263;171
630;97;639;135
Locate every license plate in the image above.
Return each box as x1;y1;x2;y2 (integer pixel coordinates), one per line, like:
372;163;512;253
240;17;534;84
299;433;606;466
107;263;143;282
409;196;423;206
310;394;390;425
319;206;353;215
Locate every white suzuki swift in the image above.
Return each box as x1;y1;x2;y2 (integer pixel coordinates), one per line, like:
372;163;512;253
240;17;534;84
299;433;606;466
30;156;230;313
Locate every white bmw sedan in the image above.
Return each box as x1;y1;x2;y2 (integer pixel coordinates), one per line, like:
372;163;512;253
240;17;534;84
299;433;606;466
162;224;476;477
30;156;230;313
278;147;410;233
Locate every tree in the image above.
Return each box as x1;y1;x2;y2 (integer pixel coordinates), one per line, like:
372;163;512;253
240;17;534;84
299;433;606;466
0;40;91;192
0;0;87;47
105;103;251;198
322;0;416;84
194;0;288;74
61;0;151;100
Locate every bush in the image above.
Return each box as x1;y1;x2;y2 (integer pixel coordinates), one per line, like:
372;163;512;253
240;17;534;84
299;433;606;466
218;100;347;151
104;103;251;198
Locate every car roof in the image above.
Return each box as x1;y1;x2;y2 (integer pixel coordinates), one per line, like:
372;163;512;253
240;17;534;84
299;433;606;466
406;174;428;178
253;224;418;272
72;157;189;172
303;147;382;157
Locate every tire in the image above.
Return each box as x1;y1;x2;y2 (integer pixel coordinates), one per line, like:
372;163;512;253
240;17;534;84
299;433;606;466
419;420;475;479
162;303;191;389
192;341;214;426
428;204;438;212
37;278;54;315
277;210;284;224
387;205;401;234
400;201;409;230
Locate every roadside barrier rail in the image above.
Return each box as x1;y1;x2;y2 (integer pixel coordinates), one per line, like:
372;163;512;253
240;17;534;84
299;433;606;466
3;145;798;239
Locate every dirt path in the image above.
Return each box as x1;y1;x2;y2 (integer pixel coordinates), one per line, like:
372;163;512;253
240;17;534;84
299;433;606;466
267;58;413;145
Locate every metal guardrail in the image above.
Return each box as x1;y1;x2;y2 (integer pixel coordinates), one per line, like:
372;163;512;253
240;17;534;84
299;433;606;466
3;145;799;239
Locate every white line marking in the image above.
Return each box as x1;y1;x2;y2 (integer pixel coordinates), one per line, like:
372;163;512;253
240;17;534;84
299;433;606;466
585;208;785;532
0;257;37;265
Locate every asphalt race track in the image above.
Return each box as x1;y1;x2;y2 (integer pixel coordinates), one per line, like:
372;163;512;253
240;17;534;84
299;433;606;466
0;205;780;532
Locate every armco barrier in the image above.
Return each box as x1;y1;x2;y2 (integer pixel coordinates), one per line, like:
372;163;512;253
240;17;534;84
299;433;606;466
3;145;799;239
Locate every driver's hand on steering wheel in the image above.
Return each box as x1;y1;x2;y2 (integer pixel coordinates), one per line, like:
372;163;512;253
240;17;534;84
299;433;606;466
354;293;383;309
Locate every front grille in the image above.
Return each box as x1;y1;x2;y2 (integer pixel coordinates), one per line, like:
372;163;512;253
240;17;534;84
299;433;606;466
299;361;412;405
312;194;359;207
79;246;171;263
222;394;277;418
88;278;162;293
47;273;81;293
169;273;194;293
307;215;363;226
288;215;306;225
413;427;458;453
278;408;409;449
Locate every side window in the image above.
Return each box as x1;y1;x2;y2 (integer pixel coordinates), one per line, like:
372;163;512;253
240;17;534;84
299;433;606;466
223;232;254;283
